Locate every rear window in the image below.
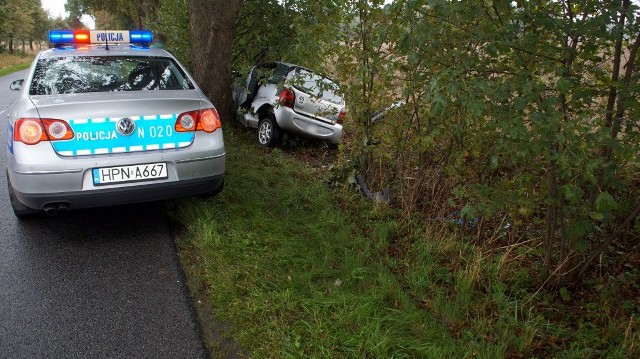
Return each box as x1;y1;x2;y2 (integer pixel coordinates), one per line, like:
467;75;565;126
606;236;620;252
291;69;343;105
29;56;195;95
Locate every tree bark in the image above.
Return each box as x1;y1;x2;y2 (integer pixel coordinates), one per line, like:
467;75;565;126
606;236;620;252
189;0;243;123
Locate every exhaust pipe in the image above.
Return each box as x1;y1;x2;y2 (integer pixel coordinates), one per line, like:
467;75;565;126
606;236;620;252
43;203;71;216
57;203;70;214
43;204;58;216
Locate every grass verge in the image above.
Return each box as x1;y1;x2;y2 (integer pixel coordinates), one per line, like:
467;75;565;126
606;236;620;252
171;124;639;358
0;53;33;77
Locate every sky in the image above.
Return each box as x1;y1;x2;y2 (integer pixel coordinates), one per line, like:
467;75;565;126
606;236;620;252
41;0;95;29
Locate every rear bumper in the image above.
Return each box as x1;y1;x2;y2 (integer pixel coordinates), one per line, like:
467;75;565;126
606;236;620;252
8;150;225;210
8;129;225;210
10;172;224;210
275;107;343;144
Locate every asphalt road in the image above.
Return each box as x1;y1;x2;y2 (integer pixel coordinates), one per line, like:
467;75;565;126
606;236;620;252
0;70;207;358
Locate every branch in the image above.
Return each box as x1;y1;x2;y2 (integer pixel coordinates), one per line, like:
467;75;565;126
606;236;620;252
611;29;640;140
578;202;640;279
603;0;630;133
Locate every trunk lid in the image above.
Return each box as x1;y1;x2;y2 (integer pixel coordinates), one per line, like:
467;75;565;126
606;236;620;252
289;69;344;124
30;91;203;157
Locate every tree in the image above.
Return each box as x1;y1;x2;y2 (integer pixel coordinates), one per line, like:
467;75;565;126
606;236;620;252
189;0;243;122
338;0;640;285
232;0;295;69
0;0;35;52
94;9;124;30
65;0;161;30
28;0;49;50
150;0;191;69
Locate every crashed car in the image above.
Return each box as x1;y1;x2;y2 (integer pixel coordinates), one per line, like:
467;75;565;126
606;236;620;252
5;29;225;218
233;62;345;146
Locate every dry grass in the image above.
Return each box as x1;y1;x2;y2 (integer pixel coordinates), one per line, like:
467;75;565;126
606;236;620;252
0;46;40;76
0;53;34;68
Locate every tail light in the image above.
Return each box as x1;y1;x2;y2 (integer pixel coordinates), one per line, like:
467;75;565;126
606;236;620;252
175;108;221;133
14;118;74;145
337;108;346;125
279;88;295;108
42;119;74;140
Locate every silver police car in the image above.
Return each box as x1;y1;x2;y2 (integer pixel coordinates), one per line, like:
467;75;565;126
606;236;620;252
233;62;345;146
5;30;225;218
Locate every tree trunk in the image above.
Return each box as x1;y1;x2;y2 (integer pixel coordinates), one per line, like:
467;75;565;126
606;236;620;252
189;0;243;123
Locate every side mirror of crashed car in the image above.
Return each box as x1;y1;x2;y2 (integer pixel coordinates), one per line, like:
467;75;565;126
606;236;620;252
9;79;24;91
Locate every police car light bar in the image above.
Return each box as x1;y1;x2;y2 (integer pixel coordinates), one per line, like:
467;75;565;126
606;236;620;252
49;30;153;45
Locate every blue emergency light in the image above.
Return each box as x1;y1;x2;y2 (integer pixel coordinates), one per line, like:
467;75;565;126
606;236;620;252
129;30;153;43
48;30;74;43
48;30;154;45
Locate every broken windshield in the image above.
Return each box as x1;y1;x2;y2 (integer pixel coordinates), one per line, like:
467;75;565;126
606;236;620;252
29;56;195;95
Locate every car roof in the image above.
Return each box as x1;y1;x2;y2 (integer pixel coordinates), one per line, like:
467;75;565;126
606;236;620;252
259;61;337;80
259;61;308;72
38;45;172;59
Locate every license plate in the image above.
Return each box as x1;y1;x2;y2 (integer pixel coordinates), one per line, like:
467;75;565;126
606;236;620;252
93;163;167;185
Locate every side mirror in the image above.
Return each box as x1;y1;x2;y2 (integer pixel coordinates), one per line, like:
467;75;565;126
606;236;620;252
9;79;24;91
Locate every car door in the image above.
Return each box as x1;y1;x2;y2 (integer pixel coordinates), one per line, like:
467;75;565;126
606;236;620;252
252;63;284;106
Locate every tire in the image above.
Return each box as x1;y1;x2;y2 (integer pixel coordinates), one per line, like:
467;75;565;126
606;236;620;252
258;115;281;147
6;171;40;219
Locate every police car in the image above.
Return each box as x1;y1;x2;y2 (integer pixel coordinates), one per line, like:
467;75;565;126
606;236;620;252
5;30;225;218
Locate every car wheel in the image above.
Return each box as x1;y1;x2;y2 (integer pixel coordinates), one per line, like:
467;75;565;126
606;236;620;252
6;171;40;219
258;116;281;147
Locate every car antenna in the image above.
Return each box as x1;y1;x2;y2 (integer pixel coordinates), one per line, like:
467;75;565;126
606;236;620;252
104;27;109;50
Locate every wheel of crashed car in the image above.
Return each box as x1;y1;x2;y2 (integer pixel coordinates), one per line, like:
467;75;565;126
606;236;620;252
258;116;281;147
6;172;40;219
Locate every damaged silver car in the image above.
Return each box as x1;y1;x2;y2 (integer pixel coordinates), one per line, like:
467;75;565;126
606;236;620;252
233;62;345;146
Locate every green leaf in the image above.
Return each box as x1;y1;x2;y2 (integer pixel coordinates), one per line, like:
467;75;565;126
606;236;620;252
490;156;499;170
567;219;593;239
575;239;591;253
347;169;356;185
559;287;571;302
560;184;583;205
513;97;527;110
589;212;605;221
595;192;618;212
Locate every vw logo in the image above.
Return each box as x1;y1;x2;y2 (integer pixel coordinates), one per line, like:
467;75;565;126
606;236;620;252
116;118;136;136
